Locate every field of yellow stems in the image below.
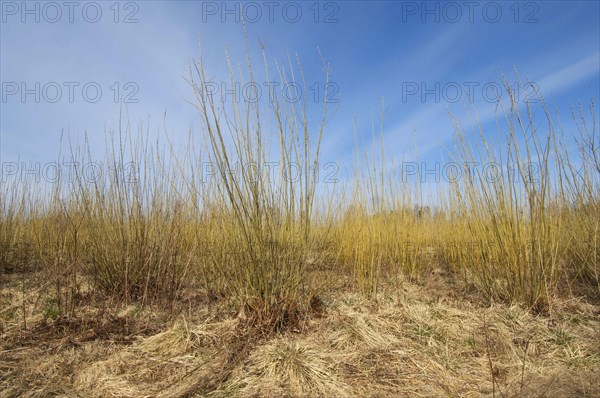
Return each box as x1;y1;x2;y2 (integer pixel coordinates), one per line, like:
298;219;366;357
1;49;598;397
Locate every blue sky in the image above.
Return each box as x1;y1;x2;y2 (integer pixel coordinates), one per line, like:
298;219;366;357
1;1;599;195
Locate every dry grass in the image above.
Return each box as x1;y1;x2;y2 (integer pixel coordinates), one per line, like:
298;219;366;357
1;270;599;397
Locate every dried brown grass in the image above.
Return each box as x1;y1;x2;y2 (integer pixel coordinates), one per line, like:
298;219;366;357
2;269;598;398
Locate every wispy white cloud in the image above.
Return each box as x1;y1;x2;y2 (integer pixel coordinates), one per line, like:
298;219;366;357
535;52;599;96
